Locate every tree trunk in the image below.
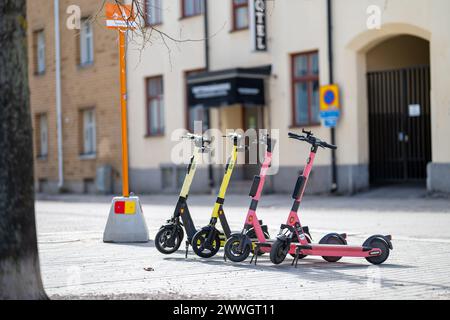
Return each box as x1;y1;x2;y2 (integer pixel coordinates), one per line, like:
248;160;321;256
0;0;47;299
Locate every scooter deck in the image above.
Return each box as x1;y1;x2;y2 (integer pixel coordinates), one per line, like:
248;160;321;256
295;244;380;258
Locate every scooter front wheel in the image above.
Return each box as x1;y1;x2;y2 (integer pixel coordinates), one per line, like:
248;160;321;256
155;225;184;254
270;239;289;265
191;229;221;258
224;235;251;262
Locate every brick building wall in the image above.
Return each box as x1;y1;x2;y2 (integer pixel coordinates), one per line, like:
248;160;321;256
27;0;123;194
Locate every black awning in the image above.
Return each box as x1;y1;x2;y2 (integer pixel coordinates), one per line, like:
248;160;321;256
187;65;271;108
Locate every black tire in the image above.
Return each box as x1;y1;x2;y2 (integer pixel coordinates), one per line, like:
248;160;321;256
224;235;251;262
270;239;289;265
319;234;346;262
155;226;184;254
289;233;312;259
191;229;221;258
364;238;390;265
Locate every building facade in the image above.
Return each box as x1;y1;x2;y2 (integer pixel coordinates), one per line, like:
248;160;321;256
28;0;123;194
126;0;450;195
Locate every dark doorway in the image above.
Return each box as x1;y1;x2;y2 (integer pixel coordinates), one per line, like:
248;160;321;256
243;106;264;180
367;65;431;184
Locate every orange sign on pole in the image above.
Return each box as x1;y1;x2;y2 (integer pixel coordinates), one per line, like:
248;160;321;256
105;3;137;197
105;3;137;30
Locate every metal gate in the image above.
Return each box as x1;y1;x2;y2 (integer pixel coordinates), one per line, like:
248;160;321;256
367;66;431;184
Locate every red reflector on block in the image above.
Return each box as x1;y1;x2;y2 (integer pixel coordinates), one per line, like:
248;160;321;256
115;201;125;214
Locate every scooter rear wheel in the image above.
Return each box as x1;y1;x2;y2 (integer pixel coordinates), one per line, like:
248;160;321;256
319;233;346;262
191;229;221;258
155;226;184;254
224;235;251;262
270;239;289;265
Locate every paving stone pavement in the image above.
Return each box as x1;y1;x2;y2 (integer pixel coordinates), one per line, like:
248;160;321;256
35;189;450;300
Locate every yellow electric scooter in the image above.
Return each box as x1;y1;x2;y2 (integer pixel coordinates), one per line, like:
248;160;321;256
191;133;269;258
155;133;210;256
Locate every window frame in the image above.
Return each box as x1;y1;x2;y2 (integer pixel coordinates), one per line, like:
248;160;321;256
34;29;46;75
36;113;48;159
180;0;204;19
79;18;94;66
145;0;163;26
145;76;165;137
81;108;97;157
291;51;321;127
232;0;249;31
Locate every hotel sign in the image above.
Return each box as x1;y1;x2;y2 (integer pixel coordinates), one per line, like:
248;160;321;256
250;0;267;52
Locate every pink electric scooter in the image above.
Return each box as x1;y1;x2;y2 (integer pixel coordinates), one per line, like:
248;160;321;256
224;134;311;263
224;135;291;262
269;130;392;266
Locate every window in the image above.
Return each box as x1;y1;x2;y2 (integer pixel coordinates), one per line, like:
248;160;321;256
291;51;320;126
145;0;162;26
182;0;204;18
146;77;165;136
34;30;46;74
36;113;48;158
232;0;249;30
80;19;94;65
82;109;96;155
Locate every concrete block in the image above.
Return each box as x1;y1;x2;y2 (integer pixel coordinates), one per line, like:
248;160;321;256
103;196;149;243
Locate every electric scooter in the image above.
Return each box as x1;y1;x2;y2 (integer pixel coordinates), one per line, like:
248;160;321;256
155;133;211;256
223;135;274;262
191;133;270;258
269;130;393;266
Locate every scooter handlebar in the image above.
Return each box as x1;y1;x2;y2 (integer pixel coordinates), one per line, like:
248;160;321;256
288;132;337;150
320;141;337;150
181;133;212;146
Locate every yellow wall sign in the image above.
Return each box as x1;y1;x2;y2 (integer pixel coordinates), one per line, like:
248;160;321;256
320;84;340;111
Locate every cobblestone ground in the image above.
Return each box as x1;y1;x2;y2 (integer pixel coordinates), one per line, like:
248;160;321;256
36;187;450;300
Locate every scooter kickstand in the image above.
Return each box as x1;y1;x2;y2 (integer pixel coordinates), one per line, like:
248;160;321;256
250;244;260;265
292;247;300;268
185;241;190;259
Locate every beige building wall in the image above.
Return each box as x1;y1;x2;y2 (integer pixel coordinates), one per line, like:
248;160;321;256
127;0;450;194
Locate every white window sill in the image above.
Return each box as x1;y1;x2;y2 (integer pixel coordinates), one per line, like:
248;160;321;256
36;155;48;161
78;62;94;70
79;153;96;160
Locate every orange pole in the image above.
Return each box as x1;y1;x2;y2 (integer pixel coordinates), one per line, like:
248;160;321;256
119;30;129;197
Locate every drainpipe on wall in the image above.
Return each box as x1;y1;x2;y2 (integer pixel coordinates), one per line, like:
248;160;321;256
204;0;215;192
54;0;64;191
327;0;338;192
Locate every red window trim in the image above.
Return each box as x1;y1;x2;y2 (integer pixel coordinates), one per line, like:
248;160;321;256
144;0;163;27
232;0;249;31
291;51;321;128
180;0;204;19
145;76;165;137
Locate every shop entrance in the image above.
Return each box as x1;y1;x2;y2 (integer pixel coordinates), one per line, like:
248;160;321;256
243;106;264;180
366;35;431;185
